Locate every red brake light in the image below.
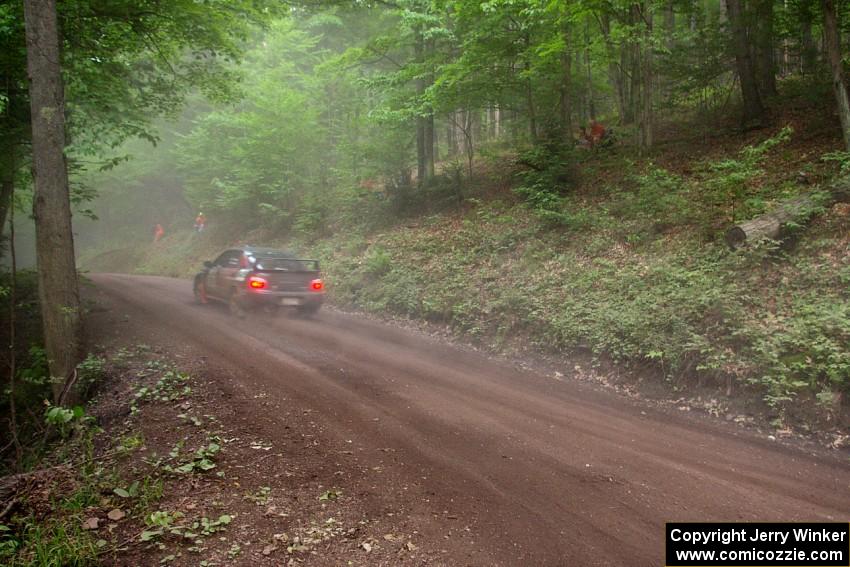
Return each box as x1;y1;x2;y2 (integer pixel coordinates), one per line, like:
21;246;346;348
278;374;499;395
310;279;324;291
248;276;267;289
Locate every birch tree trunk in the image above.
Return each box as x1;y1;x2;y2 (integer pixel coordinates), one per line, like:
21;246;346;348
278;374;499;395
23;0;82;403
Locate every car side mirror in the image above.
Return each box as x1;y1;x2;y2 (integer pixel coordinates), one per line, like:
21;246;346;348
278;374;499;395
203;261;213;268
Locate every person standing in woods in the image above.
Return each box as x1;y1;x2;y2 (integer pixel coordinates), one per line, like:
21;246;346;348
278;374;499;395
577;121;609;149
153;223;165;243
194;212;206;232
589;119;607;146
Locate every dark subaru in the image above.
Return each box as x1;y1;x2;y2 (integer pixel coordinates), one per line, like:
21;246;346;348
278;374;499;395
193;246;325;317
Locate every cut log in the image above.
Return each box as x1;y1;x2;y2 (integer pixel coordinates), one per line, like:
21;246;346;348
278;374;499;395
725;178;850;249
725;195;815;248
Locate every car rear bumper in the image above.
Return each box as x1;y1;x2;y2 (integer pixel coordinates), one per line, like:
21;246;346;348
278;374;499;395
241;290;325;308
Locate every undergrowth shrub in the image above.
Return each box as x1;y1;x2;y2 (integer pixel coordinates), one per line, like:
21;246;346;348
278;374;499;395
745;296;850;408
699;126;793;222
363;246;392;277
621;166;693;227
821;150;850;176
513;146;580;227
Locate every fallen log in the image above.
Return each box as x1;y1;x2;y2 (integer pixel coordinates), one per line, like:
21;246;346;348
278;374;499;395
725;178;850;249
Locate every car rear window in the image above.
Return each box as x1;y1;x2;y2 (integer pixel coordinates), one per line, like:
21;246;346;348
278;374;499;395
253;257;318;271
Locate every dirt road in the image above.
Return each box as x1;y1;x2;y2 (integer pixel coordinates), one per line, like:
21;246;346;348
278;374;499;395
88;273;850;566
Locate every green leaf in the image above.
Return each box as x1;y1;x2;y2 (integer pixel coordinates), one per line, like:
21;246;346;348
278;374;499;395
318;490;340;501
140;530;161;542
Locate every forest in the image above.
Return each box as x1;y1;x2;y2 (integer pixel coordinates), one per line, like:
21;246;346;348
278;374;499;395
69;0;850;416
1;0;850;562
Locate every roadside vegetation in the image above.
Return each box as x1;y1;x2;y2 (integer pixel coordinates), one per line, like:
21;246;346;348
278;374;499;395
1;335;433;566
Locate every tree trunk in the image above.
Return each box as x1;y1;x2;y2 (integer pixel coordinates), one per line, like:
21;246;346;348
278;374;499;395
414;29;434;185
560;24;573;141
416;113;426;183
664;1;675;49
754;0;778;97
414;27;430;184
725;0;766;125
662;0;675;99
0;174;12;239
0;89;20;241
424;111;435;179
576;49;587;123
446;114;457;155
487;106;495;140
626;44;638;125
351;107;361;182
584;20;596;120
23;0;82;404
526;76;537;141
467;111;475;177
799;1;817;74
628;6;641;127
599;13;628;125
822;0;850;150
423;36;436;180
524;32;537;142
639;0;654;152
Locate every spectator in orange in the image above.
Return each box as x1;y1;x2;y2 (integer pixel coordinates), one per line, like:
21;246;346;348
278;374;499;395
153;223;165;243
589;119;606;146
194;212;206;233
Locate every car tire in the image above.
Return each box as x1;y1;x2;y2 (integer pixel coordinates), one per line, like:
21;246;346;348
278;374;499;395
193;278;208;304
228;289;247;318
